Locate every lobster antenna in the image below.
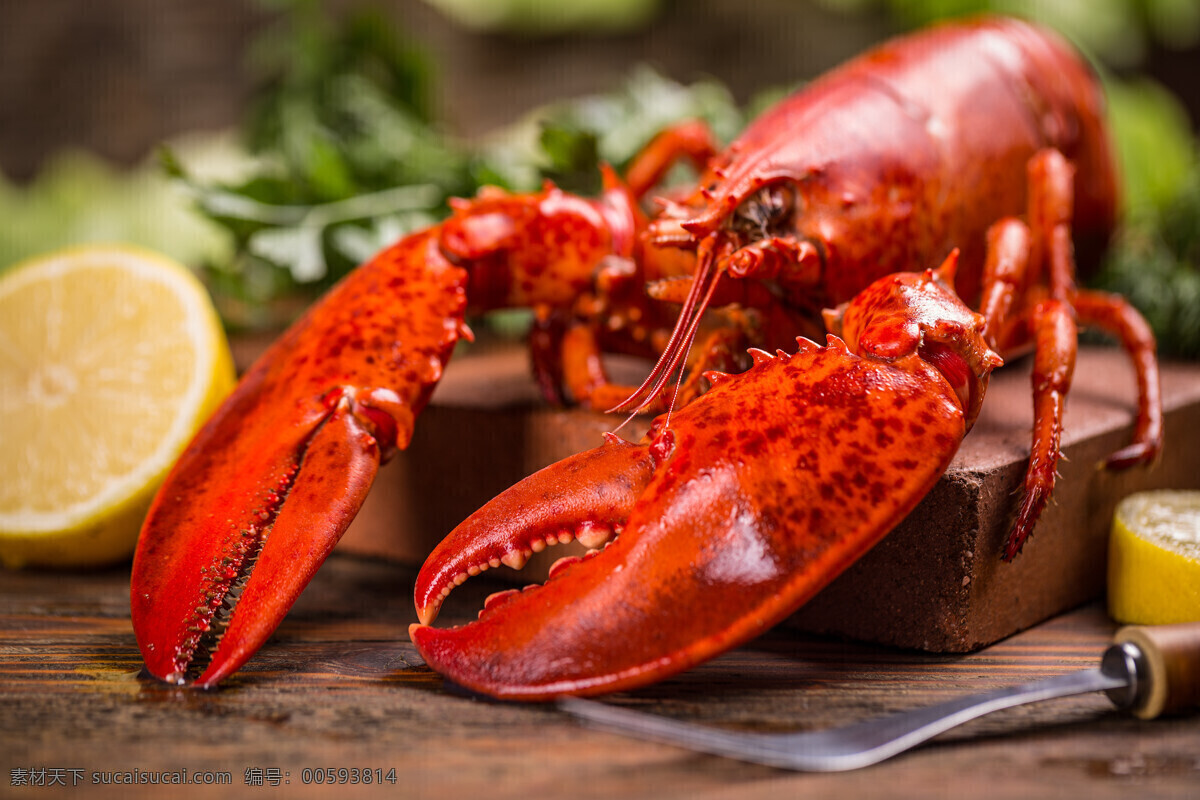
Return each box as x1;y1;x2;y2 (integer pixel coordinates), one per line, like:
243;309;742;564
608;236;724;418
609;280;711;434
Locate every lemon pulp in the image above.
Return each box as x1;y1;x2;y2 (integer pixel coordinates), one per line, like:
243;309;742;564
0;245;235;568
1108;490;1200;625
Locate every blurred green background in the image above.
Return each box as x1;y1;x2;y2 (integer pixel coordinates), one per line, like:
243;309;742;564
1;0;1198;351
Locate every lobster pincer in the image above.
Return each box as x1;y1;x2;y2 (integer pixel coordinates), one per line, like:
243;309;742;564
130;229;470;685
130;179;662;686
410;258;1003;700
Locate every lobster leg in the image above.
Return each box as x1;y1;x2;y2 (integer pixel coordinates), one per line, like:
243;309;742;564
1009;296;1077;559
622;119;719;199
1072;289;1162;469
411;259;1002;699
561;315;754;413
975;150;1162;558
529;121;727;410
979;206;1079;559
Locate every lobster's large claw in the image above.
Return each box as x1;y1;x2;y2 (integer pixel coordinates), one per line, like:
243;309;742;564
411;264;1001;699
132;231;469;686
410;340;965;698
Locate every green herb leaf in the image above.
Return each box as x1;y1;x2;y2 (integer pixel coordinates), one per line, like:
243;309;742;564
1093;153;1200;359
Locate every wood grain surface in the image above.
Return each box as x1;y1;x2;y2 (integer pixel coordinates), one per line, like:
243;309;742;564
2;556;1198;799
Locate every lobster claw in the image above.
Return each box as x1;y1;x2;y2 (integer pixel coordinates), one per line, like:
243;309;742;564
411;259;1002;699
131;177;647;687
131;231;470;686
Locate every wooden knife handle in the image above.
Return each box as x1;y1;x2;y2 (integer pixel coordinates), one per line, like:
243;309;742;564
1115;622;1200;720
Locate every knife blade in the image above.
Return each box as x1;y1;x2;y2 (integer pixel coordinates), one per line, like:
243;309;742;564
558;622;1200;772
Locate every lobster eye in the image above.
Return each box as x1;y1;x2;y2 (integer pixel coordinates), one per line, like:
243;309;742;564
731;184;796;238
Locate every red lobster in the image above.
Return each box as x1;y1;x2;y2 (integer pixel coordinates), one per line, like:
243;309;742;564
131;16;1161;696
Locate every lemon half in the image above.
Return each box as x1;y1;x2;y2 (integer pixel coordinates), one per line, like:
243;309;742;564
0;245;235;568
1108;490;1200;625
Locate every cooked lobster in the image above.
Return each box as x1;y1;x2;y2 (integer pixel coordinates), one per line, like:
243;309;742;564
131;16;1161;696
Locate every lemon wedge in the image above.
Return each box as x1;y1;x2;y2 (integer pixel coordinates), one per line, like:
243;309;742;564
1108;490;1200;625
0;245;235;568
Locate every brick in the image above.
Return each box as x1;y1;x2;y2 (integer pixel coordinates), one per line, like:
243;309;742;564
326;343;1200;652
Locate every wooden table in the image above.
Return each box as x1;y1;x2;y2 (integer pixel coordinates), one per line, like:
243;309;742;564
2;556;1197;798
